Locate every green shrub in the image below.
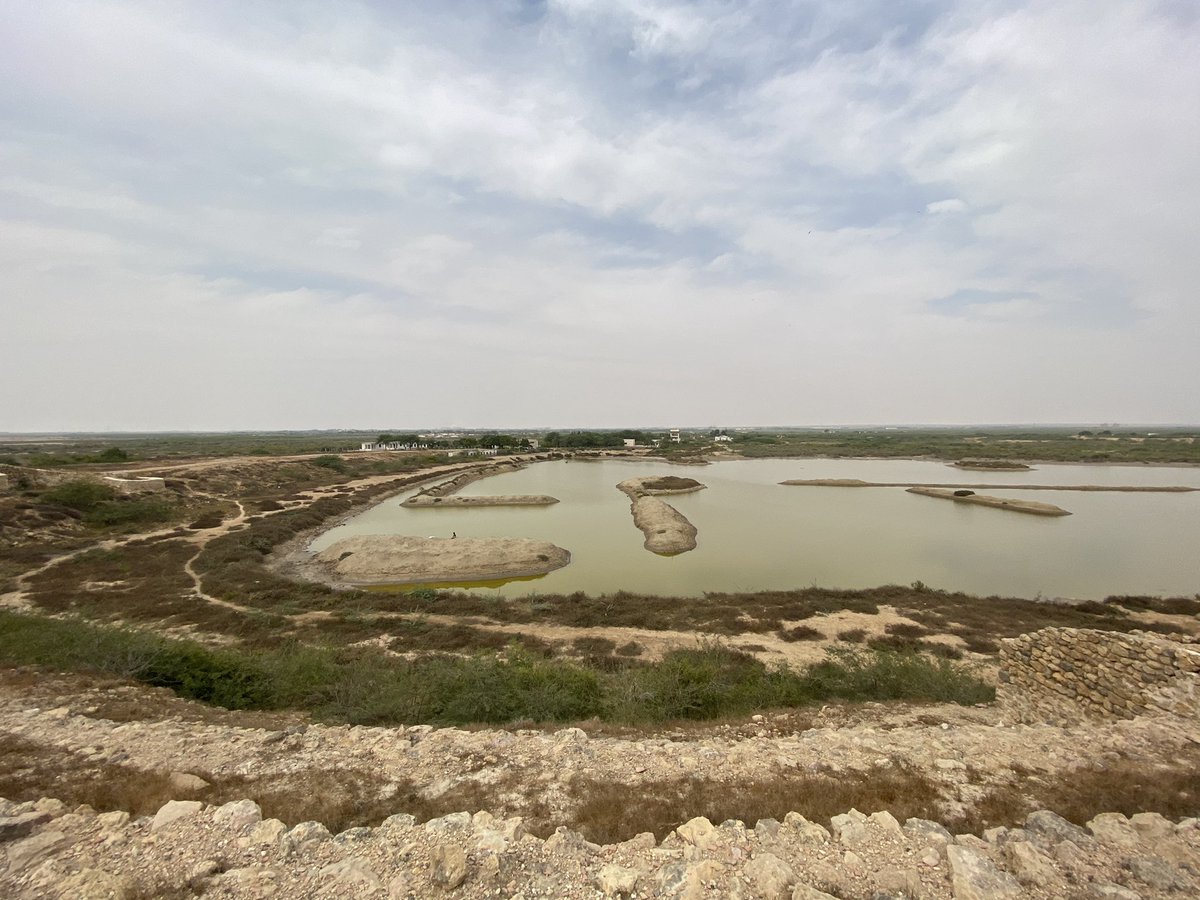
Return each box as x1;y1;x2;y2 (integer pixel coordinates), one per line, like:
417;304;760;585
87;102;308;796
84;498;174;526
41;480;116;511
311;455;346;473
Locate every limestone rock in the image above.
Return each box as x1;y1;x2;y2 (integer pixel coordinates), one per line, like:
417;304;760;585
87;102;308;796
150;800;202;833
213;798;262;831
677;816;718;847
1087;813;1139;846
1025;810;1091;846
792;885;839;900
1003;840;1059;887
430;844;468;890
946;844;1022;900
784;813;830;844
1128;812;1174;842
595;864;639;896
0;811;51;841
1126;855;1180;890
875;867;922;898
53;867;132;899
6;830;68;875
905;817;954;846
744;852;796;900
831;810;869;847
322;856;383;891
1087;884;1142;900
168;772;210;794
249;818;288;845
286;820;332;849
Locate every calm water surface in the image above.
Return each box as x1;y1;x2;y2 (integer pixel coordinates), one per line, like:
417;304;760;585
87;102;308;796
309;459;1200;599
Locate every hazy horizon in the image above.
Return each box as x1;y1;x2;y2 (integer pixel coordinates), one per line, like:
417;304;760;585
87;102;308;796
3;1;1197;431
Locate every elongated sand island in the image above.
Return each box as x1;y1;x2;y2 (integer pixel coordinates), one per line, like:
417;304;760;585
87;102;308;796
906;486;1072;516
952;458;1033;471
781;479;1195;492
401;463;558;507
616;476;704;555
402;494;558;507
312;535;571;585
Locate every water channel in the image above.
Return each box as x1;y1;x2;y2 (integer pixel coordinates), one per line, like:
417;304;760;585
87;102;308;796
308;458;1200;599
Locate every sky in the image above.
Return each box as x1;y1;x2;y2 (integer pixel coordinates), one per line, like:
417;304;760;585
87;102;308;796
1;0;1198;431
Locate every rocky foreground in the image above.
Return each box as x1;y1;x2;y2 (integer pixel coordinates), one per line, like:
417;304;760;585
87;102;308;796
3;675;1200;897
3;792;1198;898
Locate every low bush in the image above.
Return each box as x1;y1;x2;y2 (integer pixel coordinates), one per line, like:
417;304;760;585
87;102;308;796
41;480;115;511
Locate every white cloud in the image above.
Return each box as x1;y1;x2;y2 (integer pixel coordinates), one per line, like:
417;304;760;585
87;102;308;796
0;0;1196;429
926;198;967;215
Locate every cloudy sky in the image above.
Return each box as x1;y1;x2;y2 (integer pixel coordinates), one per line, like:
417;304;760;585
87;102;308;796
2;1;1197;431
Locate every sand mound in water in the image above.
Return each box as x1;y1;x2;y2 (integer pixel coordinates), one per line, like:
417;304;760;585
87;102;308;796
616;478;702;555
313;535;570;584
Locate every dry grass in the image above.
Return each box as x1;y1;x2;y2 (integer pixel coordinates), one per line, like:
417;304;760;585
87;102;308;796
955;752;1200;832
568;765;942;844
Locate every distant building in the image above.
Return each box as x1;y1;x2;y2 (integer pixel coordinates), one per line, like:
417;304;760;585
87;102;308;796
623;438;637;448
102;475;166;494
359;441;430;452
669;428;681;443
714;434;732;443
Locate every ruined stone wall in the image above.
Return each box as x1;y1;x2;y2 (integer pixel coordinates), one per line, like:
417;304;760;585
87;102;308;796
999;627;1200;724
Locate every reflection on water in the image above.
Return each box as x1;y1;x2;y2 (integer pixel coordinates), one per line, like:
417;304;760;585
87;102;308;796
309;459;1200;599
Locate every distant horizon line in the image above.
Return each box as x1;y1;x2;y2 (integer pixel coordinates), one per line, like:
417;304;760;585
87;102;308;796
2;422;1199;437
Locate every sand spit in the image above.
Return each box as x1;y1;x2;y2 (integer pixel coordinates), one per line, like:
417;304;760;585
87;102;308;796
616;477;702;555
952;459;1033;471
402;494;558;507
401;460;559;508
781;478;1196;492
403;462;524;501
906;486;1072;516
311;535;570;585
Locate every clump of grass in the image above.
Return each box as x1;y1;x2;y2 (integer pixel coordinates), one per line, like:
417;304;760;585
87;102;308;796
950;751;1200;833
837;629;866;643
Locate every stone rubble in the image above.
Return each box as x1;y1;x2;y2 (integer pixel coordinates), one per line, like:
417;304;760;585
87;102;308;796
3;794;1199;899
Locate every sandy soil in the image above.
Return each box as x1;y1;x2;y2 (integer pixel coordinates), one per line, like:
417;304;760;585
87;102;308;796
906;487;1072;517
308;535;570;585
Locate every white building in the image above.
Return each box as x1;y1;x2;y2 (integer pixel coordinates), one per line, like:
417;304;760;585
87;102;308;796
669;428;681;443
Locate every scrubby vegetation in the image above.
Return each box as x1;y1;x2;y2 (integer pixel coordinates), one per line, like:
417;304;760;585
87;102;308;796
0;610;992;726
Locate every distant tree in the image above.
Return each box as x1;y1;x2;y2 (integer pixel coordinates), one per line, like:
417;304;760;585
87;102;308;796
95;447;129;462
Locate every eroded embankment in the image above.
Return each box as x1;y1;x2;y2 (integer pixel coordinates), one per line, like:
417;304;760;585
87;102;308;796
309;535;570;586
616;477;703;555
906;487;1071;517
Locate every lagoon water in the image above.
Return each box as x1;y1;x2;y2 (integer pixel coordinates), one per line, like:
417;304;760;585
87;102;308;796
309;459;1200;599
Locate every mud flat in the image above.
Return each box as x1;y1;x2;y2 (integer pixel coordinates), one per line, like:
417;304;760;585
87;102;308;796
781;479;1195;492
906;486;1072;516
402;494;558;508
616;477;702;555
309;535;570;585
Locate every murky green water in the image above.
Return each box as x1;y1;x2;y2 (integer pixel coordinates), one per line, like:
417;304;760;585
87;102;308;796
309;459;1200;599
